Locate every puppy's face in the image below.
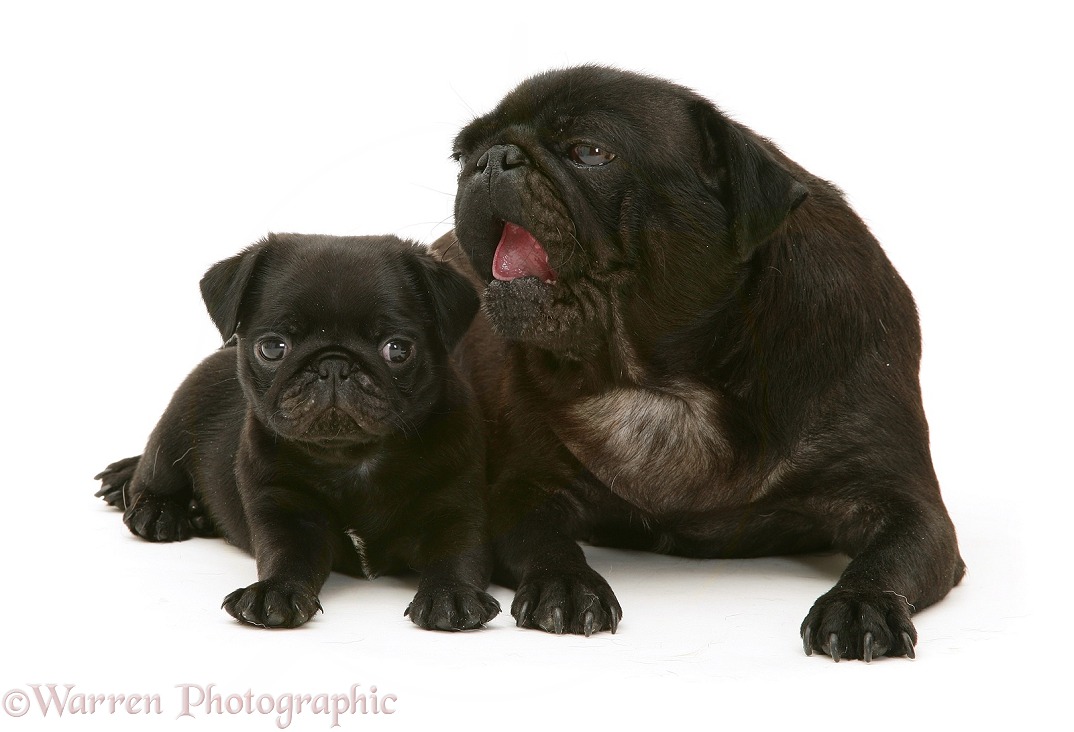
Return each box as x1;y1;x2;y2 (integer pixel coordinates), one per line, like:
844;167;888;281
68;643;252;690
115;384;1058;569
452;65;807;359
238;255;432;449
200;234;478;452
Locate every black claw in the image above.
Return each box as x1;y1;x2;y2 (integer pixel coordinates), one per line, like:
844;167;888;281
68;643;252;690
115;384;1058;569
516;600;530;627
829;633;841;663
583;611;595;637
610;607;620;634
902;632;916;659
863;632;874;663
803;626;813;656
551;607;565;635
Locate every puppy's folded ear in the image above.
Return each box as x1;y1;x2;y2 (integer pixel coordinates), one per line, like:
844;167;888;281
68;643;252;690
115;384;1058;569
200;237;271;341
409;248;481;351
692;102;809;257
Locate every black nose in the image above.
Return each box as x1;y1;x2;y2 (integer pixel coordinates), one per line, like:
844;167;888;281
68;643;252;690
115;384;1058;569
317;356;351;381
476;144;529;175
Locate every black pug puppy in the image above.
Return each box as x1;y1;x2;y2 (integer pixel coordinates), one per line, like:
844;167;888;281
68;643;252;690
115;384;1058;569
95;233;499;631
434;65;964;660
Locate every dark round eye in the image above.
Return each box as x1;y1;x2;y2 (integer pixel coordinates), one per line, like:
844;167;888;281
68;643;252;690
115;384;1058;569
380;339;414;364
256;337;289;362
569;144;616;167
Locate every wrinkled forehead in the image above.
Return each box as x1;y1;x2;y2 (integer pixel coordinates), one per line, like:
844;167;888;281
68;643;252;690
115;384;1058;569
243;245;425;337
455;67;696;151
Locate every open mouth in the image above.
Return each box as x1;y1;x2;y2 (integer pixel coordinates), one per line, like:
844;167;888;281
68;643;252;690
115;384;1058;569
492;222;557;284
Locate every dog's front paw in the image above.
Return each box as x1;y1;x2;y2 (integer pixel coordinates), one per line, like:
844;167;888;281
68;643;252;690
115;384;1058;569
221;580;323;629
123;492;192;542
405;584;500;631
94;455;141;509
512;566;622;636
801;587;917;662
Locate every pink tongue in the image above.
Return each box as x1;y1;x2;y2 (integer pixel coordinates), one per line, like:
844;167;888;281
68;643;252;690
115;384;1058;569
492;222;556;283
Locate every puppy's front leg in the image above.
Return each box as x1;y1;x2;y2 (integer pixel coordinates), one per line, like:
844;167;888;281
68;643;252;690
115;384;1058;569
221;480;334;629
405;507;500;632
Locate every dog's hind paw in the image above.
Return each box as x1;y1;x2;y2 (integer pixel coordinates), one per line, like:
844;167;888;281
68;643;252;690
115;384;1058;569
801;587;918;662
94;455;141;509
405;584;500;631
222;580;322;629
123;492;193;542
511;565;622;636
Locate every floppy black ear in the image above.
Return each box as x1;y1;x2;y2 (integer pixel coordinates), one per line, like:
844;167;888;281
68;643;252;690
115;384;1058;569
199;238;271;341
692;102;809;256
410;248;481;351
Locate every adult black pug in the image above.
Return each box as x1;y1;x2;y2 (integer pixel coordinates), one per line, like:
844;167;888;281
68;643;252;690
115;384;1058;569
435;65;964;660
95;233;499;631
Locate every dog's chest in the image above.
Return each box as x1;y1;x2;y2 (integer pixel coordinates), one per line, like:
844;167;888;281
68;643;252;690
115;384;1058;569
554;380;732;514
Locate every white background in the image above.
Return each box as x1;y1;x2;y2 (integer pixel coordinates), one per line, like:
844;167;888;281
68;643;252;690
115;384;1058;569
1;1;1069;729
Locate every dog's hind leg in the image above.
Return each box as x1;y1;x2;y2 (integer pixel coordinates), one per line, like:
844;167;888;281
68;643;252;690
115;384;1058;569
95;453;217;539
118;435;200;543
98;350;238;542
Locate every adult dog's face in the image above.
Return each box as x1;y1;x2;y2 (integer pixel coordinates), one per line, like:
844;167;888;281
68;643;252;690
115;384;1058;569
199;233;478;451
452;66;807;362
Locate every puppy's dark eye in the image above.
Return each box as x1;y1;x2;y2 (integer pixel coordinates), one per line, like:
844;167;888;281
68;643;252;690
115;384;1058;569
380;339;414;364
256;337;289;362
569;144;616;167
